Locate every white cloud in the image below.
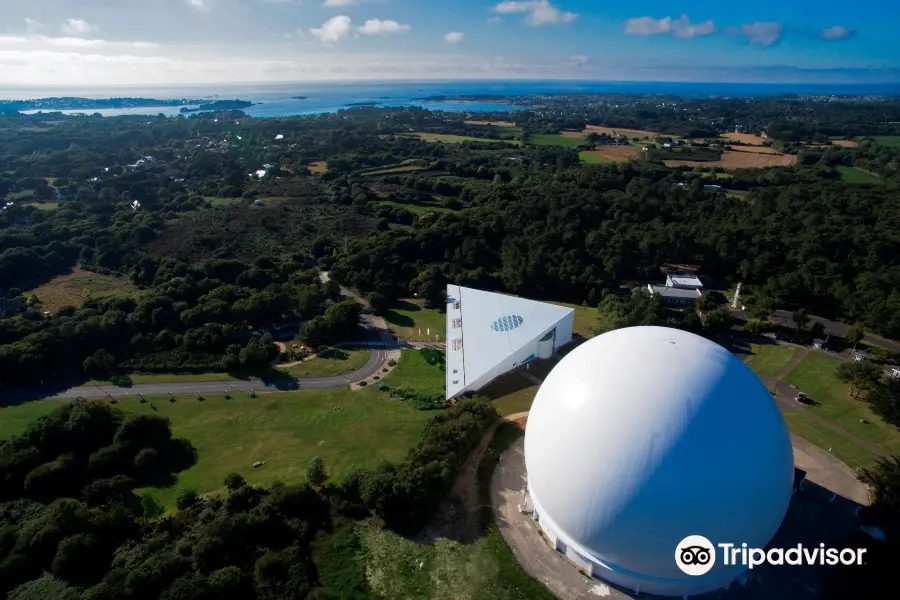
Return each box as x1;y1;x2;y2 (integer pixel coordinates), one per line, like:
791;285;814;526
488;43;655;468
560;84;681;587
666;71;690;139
324;0;357;6
568;54;588;66
728;22;783;46
185;0;214;10
60;19;98;37
492;1;577;26
820;25;855;40
358;19;410;36
25;19;46;34
444;31;465;44
624;15;716;38
0;35;158;51
310;15;353;43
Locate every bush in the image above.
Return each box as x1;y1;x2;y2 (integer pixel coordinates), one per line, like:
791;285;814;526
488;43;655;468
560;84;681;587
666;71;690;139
358;381;367;387
224;472;246;491
176;490;199;510
420;348;445;369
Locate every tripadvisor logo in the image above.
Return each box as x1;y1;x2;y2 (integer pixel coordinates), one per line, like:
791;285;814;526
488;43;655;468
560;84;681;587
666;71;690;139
675;535;868;575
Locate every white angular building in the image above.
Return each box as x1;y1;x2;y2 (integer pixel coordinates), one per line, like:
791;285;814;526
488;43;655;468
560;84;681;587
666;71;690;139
524;326;794;596
445;286;575;400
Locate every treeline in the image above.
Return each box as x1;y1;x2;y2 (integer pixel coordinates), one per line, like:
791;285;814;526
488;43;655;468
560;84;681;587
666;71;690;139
0;397;498;599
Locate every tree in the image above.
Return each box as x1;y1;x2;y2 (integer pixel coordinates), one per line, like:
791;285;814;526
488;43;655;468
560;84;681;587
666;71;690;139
792;308;810;331
837;361;883;399
83;349;116;376
703;307;733;338
176;490;199;510
811;321;826;340
224;472;246;491
750;296;772;323
306;456;327;487
868;378;900;427
846;324;865;348
697;293;717;312
860;455;900;513
141;494;164;519
367;292;390;316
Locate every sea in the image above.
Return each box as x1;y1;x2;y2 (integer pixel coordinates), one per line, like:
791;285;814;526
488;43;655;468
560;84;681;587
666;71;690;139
10;80;900;118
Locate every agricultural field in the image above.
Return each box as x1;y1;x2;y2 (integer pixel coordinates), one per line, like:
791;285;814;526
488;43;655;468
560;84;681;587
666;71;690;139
830;139;859;148
378;199;454;215
836;166;881;185
583;125;661;139
464;120;517;127
784;351;900;455
362;164;427;176
280;345;370;378
722;132;769;145
26;269;139;312
743;343;797;377
579;146;643;164
870;136;900;147
307;160;327;174
665;150;797;169
23;201;59;211
409;133;513;144
384;299;446;342
530;133;585;148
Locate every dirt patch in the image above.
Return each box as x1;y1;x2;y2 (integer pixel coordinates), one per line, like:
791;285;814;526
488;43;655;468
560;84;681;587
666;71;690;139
464;120;517;127
582;146;643;163
723;132;769;145
584;125;661;139
307;161;327;174
665;150;797;169
27;269;139;312
832;139;859;148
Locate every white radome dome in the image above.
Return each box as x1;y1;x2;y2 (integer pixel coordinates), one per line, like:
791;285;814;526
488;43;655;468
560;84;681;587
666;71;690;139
524;326;794;596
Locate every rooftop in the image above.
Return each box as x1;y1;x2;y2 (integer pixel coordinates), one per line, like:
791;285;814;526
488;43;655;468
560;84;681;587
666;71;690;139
648;284;701;299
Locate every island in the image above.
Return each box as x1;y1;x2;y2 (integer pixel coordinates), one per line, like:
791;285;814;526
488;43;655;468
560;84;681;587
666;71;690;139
0;96;204;113
179;100;254;113
344;101;382;107
290;96;309;100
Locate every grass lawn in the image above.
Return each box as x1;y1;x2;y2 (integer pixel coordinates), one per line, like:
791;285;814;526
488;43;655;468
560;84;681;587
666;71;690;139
26;269;140;312
578;151;612;163
1;388;432;509
410;133;514;145
870;136;900;148
281;346;370;378
784;351;900;455
783;412;880;471
530;133;584;148
384;300;446;342
24;202;59;211
744;343;798;377
549;301;606;337
7;189;33;200
385;349;445;394
478;372;538;416
378;200;454;215
836;166;881;184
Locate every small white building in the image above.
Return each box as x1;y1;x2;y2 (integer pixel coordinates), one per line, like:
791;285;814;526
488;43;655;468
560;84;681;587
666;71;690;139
647;284;702;308
666;274;704;290
853;350;868;362
891;368;900;379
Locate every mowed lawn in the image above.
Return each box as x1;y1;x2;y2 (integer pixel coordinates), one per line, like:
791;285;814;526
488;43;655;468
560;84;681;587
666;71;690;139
27;269;140;311
530;133;585;148
281;345;370;378
784;351;900;455
579;151;612;164
384;300;446;342
478;372;538;416
783;412;880;471
835;166;881;184
744;343;797;377
386;349;446;394
870;135;900;147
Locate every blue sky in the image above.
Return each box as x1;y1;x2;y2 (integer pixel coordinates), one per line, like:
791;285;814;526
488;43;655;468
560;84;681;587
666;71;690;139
1;0;897;86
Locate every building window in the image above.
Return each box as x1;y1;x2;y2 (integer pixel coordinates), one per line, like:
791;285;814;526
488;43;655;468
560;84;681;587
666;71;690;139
452;318;461;329
453;301;461;310
452;339;463;351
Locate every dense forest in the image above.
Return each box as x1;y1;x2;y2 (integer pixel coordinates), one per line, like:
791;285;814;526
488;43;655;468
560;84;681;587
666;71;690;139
1;95;900;390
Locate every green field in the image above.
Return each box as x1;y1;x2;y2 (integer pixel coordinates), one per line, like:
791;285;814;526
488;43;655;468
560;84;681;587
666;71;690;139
784;351;900;455
26;269;140;312
205;196;244;207
385;348;445;394
578;151;612;163
744;343;798;377
384;300;446;342
530;133;585;148
550;301;613;338
836;166;881;184
281;346;370;378
870;136;900;147
410;133;513;145
378;200;455;215
363;165;427;176
24;201;59;211
783;412;880;471
7;189;33;200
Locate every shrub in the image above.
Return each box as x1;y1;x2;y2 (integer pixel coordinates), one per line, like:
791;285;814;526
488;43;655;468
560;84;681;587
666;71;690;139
176;490;199;510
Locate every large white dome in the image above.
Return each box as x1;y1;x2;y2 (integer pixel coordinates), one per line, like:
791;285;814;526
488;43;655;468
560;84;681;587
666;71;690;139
524;326;794;596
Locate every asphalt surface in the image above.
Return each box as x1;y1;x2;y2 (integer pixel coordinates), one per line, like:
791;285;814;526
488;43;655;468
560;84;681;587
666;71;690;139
732;309;900;353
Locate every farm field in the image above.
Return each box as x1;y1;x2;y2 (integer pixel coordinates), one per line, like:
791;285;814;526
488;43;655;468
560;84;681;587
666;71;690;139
378;199;454;215
384;299;446;342
362;164;426;176
464;120;517;127
0;350;446;508
728;145;780;154
307;160;327;174
579;146;642;163
723;132;768;145
830;139;859;148
870;136;900;147
281;345;370;378
23;202;59;211
26;269;140;312
409;133;513;144
665;150;797;169
744;343;797;377
784;351;900;455
836;166;881;184
583;125;661;139
530;133;585;148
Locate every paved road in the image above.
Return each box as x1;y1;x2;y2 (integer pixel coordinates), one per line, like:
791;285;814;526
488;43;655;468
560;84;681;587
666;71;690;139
732;309;900;353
